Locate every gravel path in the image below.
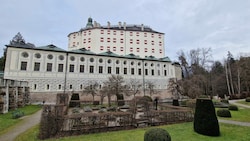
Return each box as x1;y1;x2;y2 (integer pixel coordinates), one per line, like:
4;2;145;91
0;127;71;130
219;119;250;127
0;109;42;141
229;99;250;108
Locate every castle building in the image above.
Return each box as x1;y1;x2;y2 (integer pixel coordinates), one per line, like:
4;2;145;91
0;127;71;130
3;18;181;103
68;17;165;58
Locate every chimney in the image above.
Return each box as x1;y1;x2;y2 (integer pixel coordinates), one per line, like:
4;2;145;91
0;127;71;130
123;22;126;30
141;24;144;31
107;21;110;28
118;22;122;29
94;21;97;27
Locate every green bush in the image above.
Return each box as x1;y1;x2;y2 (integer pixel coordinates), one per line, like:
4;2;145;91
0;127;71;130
246;97;250;102
228;105;238;111
144;128;171;141
12;110;24;119
172;99;179;106
217;109;232;117
221;99;229;104
142;96;153;102
194;98;220;136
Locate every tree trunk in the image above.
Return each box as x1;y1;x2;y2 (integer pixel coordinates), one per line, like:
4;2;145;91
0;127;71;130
225;62;231;96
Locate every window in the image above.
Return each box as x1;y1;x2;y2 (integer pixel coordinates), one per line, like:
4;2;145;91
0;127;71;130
80;57;85;62
144;40;147;45
90;58;94;62
69;64;74;72
145;69;148;75
46;84;50;90
130;32;133;36
58;85;62;90
47;54;53;59
107;38;110;42
100;30;104;34
113;47;116;51
164;70;167;76
89;66;94;73
151;33;154;38
70;85;73;89
144;33;147;37
107;59;112;64
100;37;104;42
136;39;140;44
116;67;119;74
124;68;127;74
108;67;112;74
80;65;84;73
70;56;75;61
99;66;103;73
131;68;134;75
100;46;104;51
120;47;124;51
151;69;154;76
22;52;29;58
99;58;103;63
35;53;41;59
47;63;52;72
120;38;124;43
136;32;139;36
138;69;141;75
151;41;154;45
88;38;91;43
120;31;124;35
116;60;119;64
34;84;37;90
113;31;116;35
130;39;133;44
145;48;148;52
113;38;116;43
158;70;161;76
34;62;40;71
59;55;64;60
58;64;64;72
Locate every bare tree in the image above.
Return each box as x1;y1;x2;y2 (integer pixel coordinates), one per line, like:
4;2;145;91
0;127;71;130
101;75;125;106
84;81;99;102
146;81;159;97
125;79;142;98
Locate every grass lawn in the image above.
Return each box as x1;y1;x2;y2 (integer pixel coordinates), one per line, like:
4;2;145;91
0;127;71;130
237;101;250;106
15;122;250;141
0;105;41;135
217;108;250;122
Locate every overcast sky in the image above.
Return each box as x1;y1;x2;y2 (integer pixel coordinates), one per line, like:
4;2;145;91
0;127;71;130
1;0;250;62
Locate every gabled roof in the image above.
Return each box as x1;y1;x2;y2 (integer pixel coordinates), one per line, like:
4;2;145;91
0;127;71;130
125;53;141;59
98;51;120;57
69;48;95;54
144;55;158;61
160;57;171;62
36;44;65;52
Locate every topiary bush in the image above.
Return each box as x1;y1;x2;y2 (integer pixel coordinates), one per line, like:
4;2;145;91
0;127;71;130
217;109;232;117
144;128;171;141
221;99;229;104
246;97;250;102
194;98;220;136
172;99;179;106
228;105;238;111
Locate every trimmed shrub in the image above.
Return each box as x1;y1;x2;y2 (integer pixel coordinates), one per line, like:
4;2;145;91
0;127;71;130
144;128;171;141
69;93;80;107
194;98;220;136
221;99;229;104
12;110;24;119
172;99;179;106
228;105;238;111
246;97;250;102
217;109;232;117
142;96;153;102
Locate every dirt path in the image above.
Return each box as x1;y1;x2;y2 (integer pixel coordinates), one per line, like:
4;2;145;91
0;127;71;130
0;109;42;141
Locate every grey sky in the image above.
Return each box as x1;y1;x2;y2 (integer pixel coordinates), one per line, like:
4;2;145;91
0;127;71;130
1;0;250;61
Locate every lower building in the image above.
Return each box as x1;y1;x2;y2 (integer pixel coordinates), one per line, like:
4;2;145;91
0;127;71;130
4;42;182;103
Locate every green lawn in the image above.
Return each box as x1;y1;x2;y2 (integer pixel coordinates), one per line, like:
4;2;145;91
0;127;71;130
217;108;250;122
0;105;41;135
15;122;250;141
237;101;250;106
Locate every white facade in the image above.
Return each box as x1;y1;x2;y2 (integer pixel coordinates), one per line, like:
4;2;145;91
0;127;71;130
4;45;178;95
68;18;165;58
